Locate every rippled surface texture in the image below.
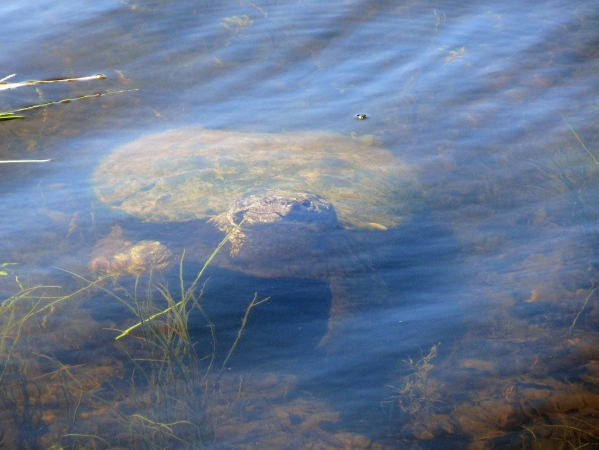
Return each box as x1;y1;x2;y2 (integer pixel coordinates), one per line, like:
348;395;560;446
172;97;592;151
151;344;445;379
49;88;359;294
1;0;598;448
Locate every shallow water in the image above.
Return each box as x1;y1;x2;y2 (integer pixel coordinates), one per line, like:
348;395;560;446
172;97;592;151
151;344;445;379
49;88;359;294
1;0;599;448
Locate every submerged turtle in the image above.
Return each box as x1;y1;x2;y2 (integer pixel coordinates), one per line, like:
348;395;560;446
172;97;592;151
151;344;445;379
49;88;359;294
93;129;418;230
209;190;338;261
92;128;421;343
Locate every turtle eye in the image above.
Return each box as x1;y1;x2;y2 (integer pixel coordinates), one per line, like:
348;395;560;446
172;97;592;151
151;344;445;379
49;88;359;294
301;200;311;207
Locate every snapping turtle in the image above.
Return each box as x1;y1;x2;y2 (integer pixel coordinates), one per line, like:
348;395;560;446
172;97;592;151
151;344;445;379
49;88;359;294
209;190;338;260
93;128;420;342
93;129;418;229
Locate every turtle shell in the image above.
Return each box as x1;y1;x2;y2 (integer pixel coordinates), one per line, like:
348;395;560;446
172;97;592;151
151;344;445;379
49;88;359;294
93;128;420;229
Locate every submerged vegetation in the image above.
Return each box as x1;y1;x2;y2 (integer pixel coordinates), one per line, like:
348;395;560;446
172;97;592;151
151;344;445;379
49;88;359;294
0;228;273;448
0;73;135;123
383;344;454;441
523;415;599;450
0;73;136;163
378;120;599;448
0;229;376;448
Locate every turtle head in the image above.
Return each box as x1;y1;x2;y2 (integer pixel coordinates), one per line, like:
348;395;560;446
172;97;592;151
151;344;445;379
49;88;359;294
215;190;338;258
229;190;337;231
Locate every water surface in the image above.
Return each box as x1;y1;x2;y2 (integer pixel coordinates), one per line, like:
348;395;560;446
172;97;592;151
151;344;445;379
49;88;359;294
1;0;599;448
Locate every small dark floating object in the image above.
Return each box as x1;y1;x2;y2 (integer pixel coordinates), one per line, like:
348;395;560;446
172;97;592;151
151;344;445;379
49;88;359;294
356;114;367;120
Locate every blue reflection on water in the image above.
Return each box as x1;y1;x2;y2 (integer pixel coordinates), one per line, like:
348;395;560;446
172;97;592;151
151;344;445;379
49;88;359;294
1;0;598;446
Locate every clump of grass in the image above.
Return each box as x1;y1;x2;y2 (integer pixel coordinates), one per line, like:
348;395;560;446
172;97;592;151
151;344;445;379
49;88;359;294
0;73;137;164
523;414;599;449
0;277;104;448
0;278;108;385
384;344;440;418
0;221;270;448
383;343;453;440
104;250;269;448
0;357;44;448
0;73;135;123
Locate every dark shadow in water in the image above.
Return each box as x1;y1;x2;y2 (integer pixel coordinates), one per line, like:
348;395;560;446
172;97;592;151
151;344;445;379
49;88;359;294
294;213;465;441
79;255;331;369
79;212;465;444
184;264;332;371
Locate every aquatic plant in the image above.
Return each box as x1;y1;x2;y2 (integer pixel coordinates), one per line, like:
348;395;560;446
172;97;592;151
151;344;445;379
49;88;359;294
0;88;135;124
0;280;96;448
104;252;269;448
0;73;136;163
0;358;44;448
0;222;271;448
0;279;106;385
523;414;599;449
0;73;133;123
383;344;454;440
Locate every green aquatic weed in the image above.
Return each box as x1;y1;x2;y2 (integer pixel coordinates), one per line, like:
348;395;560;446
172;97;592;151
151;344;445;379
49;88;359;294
383;344;453;440
0;263;17;276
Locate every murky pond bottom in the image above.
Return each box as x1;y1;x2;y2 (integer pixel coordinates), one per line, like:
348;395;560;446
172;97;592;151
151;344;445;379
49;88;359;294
2;187;599;449
0;252;389;449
